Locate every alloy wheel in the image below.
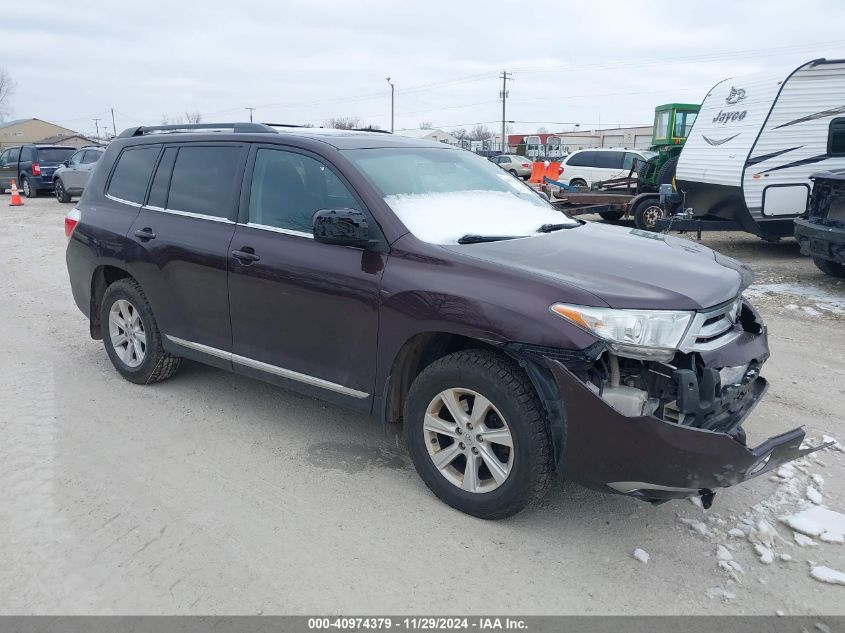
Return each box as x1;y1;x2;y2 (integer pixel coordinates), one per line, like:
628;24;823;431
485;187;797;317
423;388;514;493
22;179;30;196
641;204;664;228
108;299;146;368
55;181;64;201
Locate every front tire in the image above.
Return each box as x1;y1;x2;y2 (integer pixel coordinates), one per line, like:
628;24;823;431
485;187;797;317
599;210;624;222
100;278;181;384
405;349;554;519
54;178;71;203
509;169;518;177
657;157;678;187
813;257;845;278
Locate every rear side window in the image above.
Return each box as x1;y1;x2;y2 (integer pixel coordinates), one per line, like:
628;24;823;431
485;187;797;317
829;118;845;156
20;147;34;162
565;151;595;167
593;151;624;169
166;146;243;218
107;146;160;204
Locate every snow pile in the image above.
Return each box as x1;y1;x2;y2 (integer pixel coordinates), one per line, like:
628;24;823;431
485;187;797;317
810;566;845;585
632;548;650;563
705;587;736;602
744;283;845;314
383;190;575;244
781;506;845;542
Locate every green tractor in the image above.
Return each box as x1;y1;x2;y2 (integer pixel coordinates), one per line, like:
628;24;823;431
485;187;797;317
639;103;700;189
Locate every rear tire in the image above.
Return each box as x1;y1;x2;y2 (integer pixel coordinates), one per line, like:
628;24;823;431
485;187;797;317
599;210;624;222
22;177;37;198
100;278;182;384
569;178;588;190
405;349;554;519
813;257;845;278
633;197;665;231
54;178;71;203
508;169;518;177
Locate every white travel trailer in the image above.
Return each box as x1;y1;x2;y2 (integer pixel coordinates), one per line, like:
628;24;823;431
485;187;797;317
675;58;845;238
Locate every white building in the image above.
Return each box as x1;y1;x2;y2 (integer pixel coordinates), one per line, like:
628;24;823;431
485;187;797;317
395;128;458;144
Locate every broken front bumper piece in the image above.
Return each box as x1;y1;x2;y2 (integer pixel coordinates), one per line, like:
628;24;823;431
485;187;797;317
546;361;823;503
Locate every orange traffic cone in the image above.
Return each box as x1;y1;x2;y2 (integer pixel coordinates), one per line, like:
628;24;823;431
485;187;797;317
9;180;23;206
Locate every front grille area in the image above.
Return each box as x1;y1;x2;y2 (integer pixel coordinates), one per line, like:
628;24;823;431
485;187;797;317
679;298;742;353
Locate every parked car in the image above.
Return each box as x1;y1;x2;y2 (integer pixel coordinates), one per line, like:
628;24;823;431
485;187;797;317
65;123;819;519
491;154;533;179
795;170;845;278
560;148;656;188
52;146;105;203
0;144;77;197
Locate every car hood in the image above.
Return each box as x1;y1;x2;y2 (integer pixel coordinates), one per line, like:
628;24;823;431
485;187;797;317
440;222;752;311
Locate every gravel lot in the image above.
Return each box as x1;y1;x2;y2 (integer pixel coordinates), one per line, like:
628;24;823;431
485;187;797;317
1;195;844;615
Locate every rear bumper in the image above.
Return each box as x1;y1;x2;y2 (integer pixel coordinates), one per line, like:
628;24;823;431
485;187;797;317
795;217;845;264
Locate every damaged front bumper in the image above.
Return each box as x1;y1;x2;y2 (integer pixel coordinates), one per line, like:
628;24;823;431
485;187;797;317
508;301;825;505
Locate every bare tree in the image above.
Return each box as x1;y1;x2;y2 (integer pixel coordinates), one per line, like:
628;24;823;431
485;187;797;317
451;127;468;141
0;68;16;121
419;121;433;129
184;111;202;124
468;124;492;141
536;126;548;134
160;111;203;125
325;116;362;130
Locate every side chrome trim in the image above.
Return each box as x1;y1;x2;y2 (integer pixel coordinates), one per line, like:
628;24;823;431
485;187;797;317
144;206;235;224
245;222;313;239
165;335;369;399
106;193;142;208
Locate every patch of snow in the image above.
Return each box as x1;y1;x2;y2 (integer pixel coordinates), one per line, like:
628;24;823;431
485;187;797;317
795;532;818;547
705;587;736;601
632;548;649;563
823;435;844;452
776;464;795;479
755;544;775;564
679;518;711;536
775;610;785;616
810;565;845;585
689;496;704;509
782;506;845;537
820;532;845;545
748;519;780;547
728;528;746;538
802;306;821;316
384;190;575;245
812;474;825;487
745;283;845;314
807;486;824;505
779;554;793;562
716;545;733;561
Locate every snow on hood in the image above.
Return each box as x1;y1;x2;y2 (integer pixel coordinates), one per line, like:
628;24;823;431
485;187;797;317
384;189;575;244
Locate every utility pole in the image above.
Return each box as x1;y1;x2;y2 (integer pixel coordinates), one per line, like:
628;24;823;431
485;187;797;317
110;108;117;137
93;118;101;142
385;77;394;133
245;107;256;123
499;71;512;154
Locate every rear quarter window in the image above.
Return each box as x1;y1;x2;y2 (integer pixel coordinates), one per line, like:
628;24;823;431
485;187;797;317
565;151;595;167
107;146;161;205
36;148;76;163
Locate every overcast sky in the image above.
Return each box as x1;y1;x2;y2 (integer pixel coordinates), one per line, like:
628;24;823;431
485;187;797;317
3;0;845;138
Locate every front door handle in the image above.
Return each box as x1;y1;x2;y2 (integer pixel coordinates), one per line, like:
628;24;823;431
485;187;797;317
134;228;156;240
231;248;260;263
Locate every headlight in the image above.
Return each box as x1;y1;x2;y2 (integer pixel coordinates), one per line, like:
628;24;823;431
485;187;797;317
550;303;693;360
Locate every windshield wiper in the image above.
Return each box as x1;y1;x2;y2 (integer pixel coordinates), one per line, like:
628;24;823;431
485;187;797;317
537;222;579;233
457;234;526;244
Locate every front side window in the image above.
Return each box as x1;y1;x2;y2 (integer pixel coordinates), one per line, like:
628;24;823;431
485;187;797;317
0;149;12;166
593;151;624;169
107;146;160;204
81;150;102;164
565;151;594;167
248;148;361;233
829;118;845;156
673;111;698;138
69;151;84;166
167;146;243;218
344;147;576;244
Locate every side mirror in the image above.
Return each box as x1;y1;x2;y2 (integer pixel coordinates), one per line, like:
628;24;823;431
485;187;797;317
313;208;372;247
63;160;69;167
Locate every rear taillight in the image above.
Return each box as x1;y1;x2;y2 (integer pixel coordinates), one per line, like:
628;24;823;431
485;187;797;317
522;163;530;168
64;207;80;238
31;163;41;176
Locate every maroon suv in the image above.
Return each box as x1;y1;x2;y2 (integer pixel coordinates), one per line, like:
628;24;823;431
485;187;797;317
65;123;820;518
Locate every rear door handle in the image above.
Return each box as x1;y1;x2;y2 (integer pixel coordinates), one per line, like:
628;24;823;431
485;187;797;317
134;228;156;240
231;248;260;263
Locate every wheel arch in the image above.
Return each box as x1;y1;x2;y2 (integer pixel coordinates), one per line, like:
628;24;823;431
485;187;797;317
89;264;134;339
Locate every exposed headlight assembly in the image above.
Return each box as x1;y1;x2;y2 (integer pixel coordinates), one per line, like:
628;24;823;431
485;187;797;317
550;303;693;361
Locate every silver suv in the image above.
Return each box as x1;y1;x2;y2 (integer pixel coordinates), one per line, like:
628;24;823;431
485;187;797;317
53;146;105;203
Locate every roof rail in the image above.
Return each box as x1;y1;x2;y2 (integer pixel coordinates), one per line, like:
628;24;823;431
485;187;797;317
117;122;278;138
352;127;391;134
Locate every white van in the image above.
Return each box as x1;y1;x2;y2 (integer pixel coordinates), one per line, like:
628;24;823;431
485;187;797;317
560;148;656;188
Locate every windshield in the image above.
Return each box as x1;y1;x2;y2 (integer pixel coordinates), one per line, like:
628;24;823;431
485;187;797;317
344;147;577;244
37;148;76;163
